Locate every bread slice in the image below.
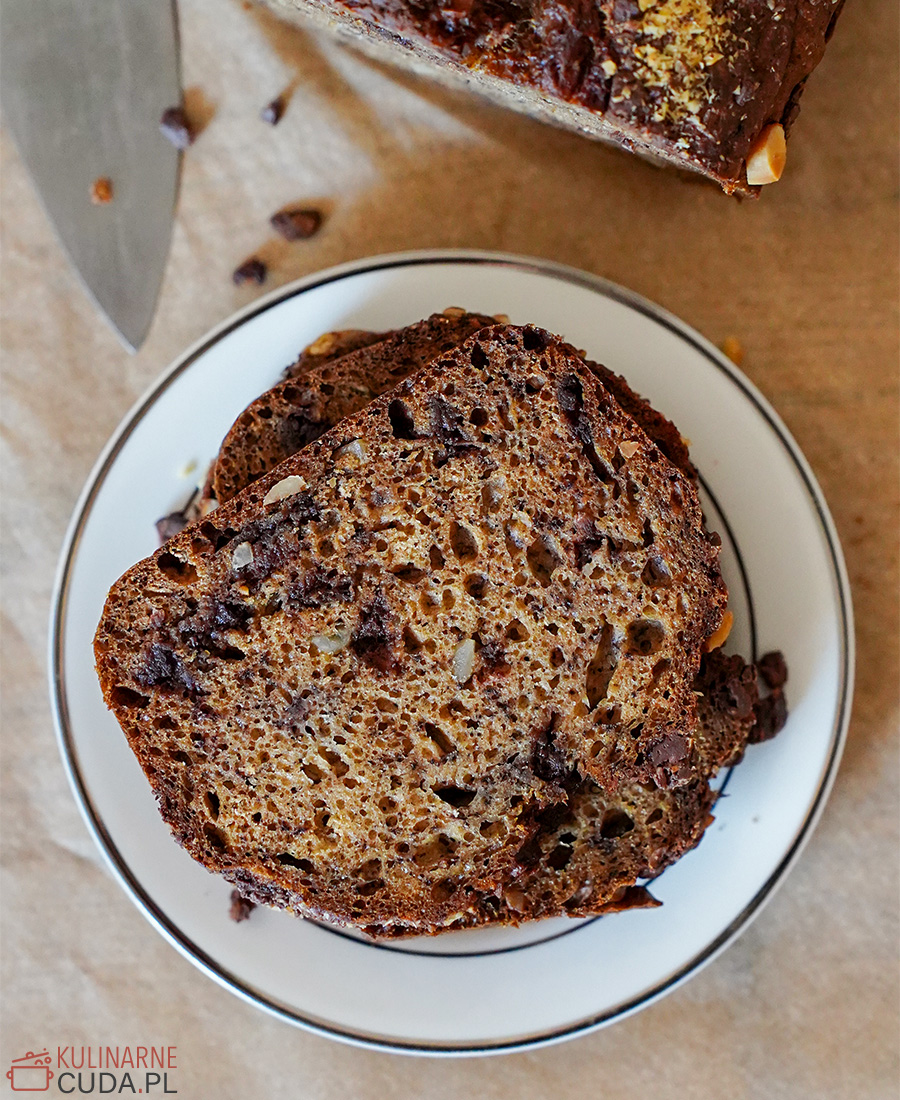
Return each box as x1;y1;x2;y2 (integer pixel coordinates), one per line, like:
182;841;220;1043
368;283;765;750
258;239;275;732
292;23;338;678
95;323;727;934
210;323;768;933
209;309;496;505
208;322;770;934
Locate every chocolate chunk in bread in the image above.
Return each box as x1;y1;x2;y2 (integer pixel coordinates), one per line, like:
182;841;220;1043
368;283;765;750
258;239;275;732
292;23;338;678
95;324;727;935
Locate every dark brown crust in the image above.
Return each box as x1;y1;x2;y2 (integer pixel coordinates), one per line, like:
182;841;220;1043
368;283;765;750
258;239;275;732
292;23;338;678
210;311;496;504
270;0;843;194
95;324;729;935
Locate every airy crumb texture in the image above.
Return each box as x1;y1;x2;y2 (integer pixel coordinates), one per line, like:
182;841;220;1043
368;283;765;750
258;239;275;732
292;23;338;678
95;324;727;934
337;649;766;936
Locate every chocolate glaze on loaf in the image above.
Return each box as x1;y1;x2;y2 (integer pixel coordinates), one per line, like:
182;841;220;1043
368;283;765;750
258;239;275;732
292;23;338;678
271;0;843;193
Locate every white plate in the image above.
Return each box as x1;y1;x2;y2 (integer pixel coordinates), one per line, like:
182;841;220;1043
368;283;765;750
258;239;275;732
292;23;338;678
50;251;853;1055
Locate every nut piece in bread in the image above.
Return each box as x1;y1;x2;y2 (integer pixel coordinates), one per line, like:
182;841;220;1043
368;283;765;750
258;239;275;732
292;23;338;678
745;124;787;186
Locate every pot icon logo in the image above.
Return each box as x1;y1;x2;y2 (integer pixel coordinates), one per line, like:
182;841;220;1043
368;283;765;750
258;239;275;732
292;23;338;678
6;1052;53;1091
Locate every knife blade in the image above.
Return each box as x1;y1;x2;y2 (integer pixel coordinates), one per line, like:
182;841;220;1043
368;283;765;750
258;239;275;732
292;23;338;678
1;0;181;351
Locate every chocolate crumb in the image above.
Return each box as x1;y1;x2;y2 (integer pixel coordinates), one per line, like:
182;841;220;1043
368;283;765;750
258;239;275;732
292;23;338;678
749;687;788;743
232;258;267;286
757;650;788;689
91;177;113;205
260;95;286;125
156;511;190;543
514;836;543;868
270;207;323;241
350;590;397;673
531;715;570;785
229;890;255;922
159;106;194;150
646;733;689;767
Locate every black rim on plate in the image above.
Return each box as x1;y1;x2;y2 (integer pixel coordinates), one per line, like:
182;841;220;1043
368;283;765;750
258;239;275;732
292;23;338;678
49;250;854;1056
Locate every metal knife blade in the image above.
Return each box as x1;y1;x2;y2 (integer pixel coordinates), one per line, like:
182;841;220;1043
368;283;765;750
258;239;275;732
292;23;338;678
1;0;181;351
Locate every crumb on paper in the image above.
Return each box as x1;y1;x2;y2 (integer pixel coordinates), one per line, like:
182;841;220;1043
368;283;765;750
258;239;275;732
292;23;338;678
270;207;323;241
721;336;744;365
159;105;194;150
232;257;267;286
261;95;287;125
91;177;114;204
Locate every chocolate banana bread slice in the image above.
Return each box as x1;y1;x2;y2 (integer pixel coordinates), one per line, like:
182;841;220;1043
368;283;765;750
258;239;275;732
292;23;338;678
209;309;496;505
269;0;843;195
184;319;779;935
95;323;726;934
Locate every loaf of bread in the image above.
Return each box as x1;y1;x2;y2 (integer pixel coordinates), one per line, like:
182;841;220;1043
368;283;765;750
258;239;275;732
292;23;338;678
268;0;843;194
96;323;732;934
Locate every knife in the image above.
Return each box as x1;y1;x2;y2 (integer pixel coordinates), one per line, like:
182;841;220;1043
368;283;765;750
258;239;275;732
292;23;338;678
1;0;181;351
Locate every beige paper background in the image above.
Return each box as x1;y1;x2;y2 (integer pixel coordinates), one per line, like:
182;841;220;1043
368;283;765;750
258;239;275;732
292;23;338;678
2;0;897;1095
